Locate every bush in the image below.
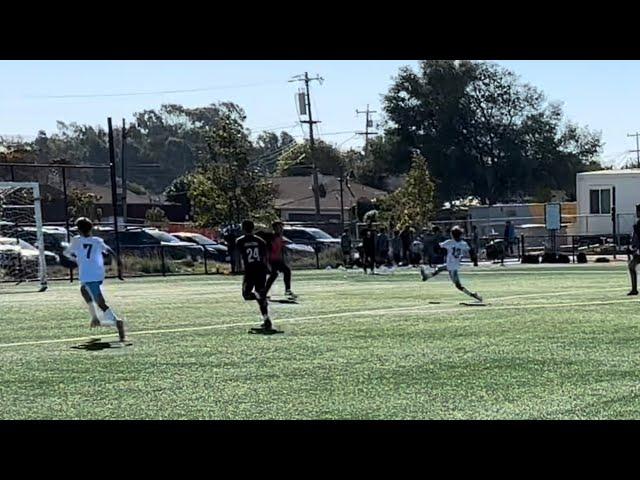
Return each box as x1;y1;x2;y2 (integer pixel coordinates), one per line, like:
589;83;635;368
595;257;610;263
522;254;539;264
121;254;176;275
577;252;588;264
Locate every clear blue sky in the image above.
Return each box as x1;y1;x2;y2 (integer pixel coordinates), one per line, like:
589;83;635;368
1;60;639;167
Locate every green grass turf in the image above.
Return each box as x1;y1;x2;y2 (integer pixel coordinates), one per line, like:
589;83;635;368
1;263;639;419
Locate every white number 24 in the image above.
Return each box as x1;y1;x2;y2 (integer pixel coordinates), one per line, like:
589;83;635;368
247;247;259;261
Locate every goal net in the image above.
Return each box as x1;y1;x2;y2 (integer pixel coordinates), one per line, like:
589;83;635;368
0;182;47;291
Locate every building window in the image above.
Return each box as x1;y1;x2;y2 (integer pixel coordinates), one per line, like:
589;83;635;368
589;188;611;214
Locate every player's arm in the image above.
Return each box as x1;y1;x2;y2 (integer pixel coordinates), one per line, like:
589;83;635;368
101;240;124;279
62;238;78;260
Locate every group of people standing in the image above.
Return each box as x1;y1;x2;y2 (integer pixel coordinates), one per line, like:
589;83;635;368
341;223;464;274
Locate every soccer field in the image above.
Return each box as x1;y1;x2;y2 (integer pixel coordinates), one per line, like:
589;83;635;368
1;263;639;419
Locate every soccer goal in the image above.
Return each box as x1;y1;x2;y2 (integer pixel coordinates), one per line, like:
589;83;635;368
0;182;48;292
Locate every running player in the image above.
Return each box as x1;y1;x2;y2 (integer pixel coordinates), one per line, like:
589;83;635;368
628;205;640;296
236;220;273;330
264;221;297;300
420;225;483;302
64;217;127;342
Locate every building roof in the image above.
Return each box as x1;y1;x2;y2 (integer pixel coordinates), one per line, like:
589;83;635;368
272;176;387;211
578;169;640;176
43;182;171;205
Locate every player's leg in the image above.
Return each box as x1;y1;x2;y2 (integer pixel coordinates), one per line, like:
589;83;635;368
450;270;482;302
421;264;446;281
628;255;639;295
281;262;296;298
86;282;126;341
80;284;100;327
254;270;271;329
264;264;279;295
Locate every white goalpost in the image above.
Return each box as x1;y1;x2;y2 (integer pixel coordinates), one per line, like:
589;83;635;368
0;182;48;292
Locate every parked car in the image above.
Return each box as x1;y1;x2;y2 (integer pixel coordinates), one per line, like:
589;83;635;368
0;237;60;267
98;228;202;261
171;232;230;263
282;227;341;251
18;227;70;256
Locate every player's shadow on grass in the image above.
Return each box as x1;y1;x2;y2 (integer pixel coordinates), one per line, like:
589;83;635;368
70;339;131;351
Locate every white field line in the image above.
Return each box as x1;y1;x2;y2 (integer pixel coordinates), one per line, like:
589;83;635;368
0;289;637;349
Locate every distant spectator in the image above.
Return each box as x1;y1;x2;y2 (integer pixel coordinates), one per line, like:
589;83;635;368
376;227;390;266
410;237;423;266
471;225;480;267
362;223;377;274
400;225;412;265
340;228;352;267
504;221;516;255
391;230;402;265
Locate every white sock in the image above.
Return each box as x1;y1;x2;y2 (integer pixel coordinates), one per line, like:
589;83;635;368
103;308;120;323
86;302;99;321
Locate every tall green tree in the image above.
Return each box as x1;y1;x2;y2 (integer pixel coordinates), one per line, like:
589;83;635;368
377;152;436;228
187;106;276;228
377;60;603;204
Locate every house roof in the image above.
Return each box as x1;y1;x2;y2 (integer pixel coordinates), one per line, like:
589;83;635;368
578;169;640;176
272;176;387;211
43;182;171;205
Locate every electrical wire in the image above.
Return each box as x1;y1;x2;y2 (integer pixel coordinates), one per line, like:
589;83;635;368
29;80;285;99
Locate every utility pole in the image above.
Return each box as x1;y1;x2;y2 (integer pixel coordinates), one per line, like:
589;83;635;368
356;104;378;156
627;132;640;168
121;119;127;224
290;72;323;222
338;163;345;230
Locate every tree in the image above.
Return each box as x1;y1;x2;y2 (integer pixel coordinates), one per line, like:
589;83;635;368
377;152;436;229
145;206;169;226
68;189;101;221
275;139;344;176
379;60;603;204
187;106;277;227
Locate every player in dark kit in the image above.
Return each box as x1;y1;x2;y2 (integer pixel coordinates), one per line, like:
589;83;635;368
264;221;297;300
236;220;273;330
628;204;640;296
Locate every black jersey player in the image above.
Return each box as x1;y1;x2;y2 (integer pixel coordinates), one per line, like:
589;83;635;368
628;205;640;296
236;220;273;330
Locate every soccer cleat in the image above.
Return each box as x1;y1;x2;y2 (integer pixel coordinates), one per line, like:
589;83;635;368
89;317;101;328
285;290;298;299
628;290;639;296
474;293;483;303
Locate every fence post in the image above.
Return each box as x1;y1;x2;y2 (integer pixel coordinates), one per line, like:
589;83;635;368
520;234;525;261
315;242;320;270
160;246;167;277
572;235;576;263
203;246;209;274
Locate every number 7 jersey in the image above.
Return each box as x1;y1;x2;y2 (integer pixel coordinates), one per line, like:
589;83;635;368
67;235;108;283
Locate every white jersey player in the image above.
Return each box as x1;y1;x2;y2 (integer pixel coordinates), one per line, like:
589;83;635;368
420;226;483;302
64;217;126;341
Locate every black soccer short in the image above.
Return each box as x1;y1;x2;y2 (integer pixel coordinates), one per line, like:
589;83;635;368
269;260;289;274
243;266;267;297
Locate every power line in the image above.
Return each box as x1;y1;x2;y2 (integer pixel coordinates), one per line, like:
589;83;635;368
29;80;285;99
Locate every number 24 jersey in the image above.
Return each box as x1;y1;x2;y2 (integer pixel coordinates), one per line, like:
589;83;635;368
236;234;267;270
